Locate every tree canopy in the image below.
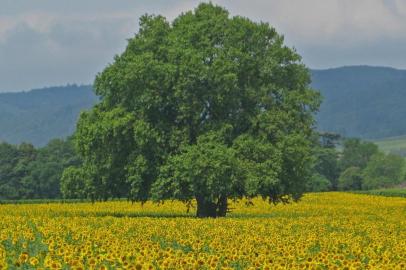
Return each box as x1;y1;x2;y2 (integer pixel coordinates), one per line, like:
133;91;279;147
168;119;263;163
63;3;321;217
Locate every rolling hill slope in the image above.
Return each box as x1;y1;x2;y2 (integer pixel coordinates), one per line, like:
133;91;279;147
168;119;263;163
312;66;406;139
0;85;98;146
1;66;406;146
372;135;406;157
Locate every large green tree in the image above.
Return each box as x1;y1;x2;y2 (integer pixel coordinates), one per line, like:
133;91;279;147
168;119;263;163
66;3;320;217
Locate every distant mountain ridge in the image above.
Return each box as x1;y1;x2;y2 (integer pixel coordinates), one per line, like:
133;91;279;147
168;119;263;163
312;65;406;139
1;66;406;146
0;85;98;146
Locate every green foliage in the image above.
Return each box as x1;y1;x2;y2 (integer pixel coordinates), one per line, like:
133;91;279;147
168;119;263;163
308;132;340;191
74;107;139;201
307;174;331;192
0;142;30;199
339;138;378;171
362;153;405;190
313;148;340;190
312;136;406;192
152;130;245;217
232;134;282;200
313;148;340;189
338;167;363;191
60;167;88;199
354;188;406;198
0;138;79;200
70;3;320;217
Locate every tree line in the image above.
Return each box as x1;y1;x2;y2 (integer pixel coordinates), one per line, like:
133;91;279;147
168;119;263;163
309;133;405;192
1;134;403;202
0;138;80;200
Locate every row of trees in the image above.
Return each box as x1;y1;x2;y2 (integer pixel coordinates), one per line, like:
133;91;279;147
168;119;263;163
309;135;405;192
1;134;401;201
0;139;79;200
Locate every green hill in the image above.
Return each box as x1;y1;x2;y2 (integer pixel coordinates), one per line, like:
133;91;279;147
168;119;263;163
0;85;98;146
312;66;406;139
372;135;406;157
1;66;406;146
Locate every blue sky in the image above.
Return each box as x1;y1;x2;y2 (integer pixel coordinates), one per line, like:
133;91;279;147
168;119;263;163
1;0;406;92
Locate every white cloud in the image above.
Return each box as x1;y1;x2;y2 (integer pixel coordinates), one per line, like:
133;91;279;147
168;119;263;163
0;9;142;91
215;0;406;46
1;0;406;91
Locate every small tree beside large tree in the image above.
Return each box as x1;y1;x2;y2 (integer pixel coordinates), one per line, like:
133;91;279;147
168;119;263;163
62;3;320;217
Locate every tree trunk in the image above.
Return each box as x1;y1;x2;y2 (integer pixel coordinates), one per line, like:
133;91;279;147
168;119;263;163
216;195;228;217
196;196;228;218
196;197;218;218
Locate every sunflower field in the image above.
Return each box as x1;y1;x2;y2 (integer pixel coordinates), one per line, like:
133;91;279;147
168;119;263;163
0;192;405;269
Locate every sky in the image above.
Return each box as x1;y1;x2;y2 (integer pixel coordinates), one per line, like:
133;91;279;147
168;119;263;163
1;0;406;92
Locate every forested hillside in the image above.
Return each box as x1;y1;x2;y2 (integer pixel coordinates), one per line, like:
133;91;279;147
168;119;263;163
312;66;406;139
1;66;406;146
0;85;98;146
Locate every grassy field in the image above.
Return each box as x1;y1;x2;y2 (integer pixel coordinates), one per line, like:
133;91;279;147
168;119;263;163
0;192;405;269
372;135;406;157
354;188;406;198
